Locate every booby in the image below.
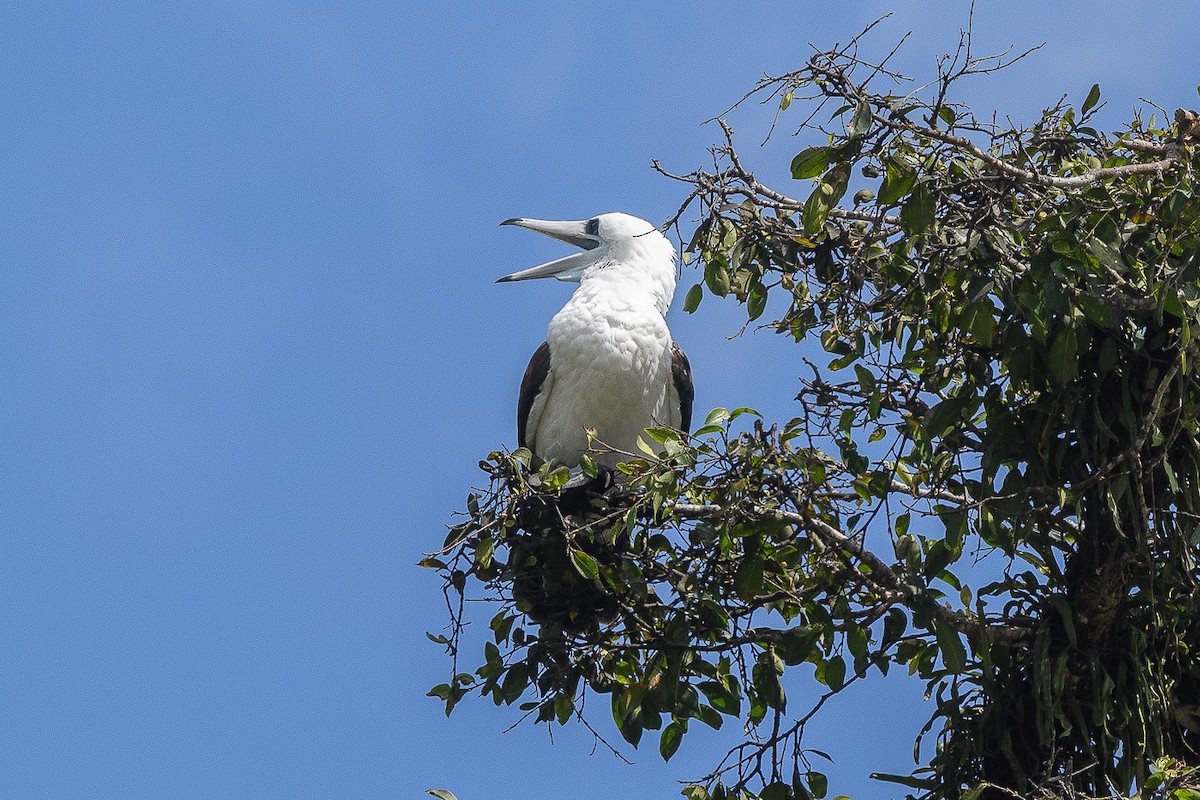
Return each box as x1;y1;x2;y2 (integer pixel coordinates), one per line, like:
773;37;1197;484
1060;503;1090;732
498;212;693;468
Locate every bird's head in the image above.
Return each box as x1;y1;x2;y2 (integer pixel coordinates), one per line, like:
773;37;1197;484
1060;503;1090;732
496;212;675;284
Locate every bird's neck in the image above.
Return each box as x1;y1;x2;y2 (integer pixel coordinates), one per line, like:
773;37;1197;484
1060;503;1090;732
573;260;676;317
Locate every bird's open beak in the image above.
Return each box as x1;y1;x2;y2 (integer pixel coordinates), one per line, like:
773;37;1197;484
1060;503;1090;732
496;218;601;282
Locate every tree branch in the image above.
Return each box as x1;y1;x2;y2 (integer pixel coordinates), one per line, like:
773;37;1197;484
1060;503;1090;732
671;501;1032;646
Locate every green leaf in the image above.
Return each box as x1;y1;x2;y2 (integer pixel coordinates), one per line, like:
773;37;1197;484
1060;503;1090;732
760;782;792;800
900;183;935;234
821;655;846;691
696;704;723;730
645;426;683;445
824;163;850;205
427;790;459;800
579;452;598;478
848;100;872;136
734;552;765;598
790;146;831;180
924;397;971;439
636;435;659;458
555;692;573;724
684;283;704;313
660;720;686;761
808;771;829;799
803;183;833;234
747;281;768;321
871;773;939;790
704;407;730;427
775;626;819;665
1048;327;1079;386
1076;293;1114;327
963;299;995;347
937;106;956;126
699;680;742;716
882;608;907;647
570;549;600;580
1081;83;1101;116
934;619;967;672
705;259;731;296
878;159;917;206
854;364;876;394
753;654;785;711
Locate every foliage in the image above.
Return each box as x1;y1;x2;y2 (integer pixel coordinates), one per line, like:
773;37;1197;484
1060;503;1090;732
429;23;1200;800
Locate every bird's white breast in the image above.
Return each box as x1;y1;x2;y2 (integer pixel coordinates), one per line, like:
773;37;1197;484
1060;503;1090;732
528;274;678;467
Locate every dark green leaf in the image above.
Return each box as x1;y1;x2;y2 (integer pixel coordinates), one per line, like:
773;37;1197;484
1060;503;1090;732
760;781;793;800
705;259;731;296
900;183;935;234
696;704;724;730
684;283;704;313
545;693;568;724
753;654;786;711
824;163;850;205
1081;83;1101;116
1076;293;1114;327
878;159;917;206
924;397;971;439
871;773;939;789
882;608;907;647
747;281;768;321
934;619;967;672
734;552;765;598
816;655;846;691
1048;328;1079;386
963;299;995;346
790;146;831;180
660;720;686;761
808;771;828;799
775;626;819;665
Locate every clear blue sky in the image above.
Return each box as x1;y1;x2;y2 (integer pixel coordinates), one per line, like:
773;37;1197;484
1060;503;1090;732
2;2;1195;798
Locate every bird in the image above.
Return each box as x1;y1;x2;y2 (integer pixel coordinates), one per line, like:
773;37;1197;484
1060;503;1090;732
498;212;693;469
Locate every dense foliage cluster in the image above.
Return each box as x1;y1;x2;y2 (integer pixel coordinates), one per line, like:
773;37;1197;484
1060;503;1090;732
428;26;1200;800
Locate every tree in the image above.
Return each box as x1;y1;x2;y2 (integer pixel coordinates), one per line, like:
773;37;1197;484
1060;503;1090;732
426;22;1200;800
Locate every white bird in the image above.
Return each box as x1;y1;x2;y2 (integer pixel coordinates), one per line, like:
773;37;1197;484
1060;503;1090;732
498;212;693;468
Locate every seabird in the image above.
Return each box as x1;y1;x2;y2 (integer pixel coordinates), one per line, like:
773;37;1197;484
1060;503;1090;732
498;212;693;468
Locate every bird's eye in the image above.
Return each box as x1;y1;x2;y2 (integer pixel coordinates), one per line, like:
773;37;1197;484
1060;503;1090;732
585;218;600;236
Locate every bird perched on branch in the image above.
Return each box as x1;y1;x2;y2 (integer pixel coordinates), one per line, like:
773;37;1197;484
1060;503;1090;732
498;212;693;469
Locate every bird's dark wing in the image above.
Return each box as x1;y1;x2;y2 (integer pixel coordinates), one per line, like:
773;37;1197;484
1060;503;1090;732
517;341;552;449
671;342;694;433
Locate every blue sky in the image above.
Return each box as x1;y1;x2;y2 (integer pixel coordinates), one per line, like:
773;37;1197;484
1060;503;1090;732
2;2;1195;798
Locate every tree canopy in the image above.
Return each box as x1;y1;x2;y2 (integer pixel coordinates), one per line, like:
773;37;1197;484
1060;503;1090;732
427;22;1200;800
